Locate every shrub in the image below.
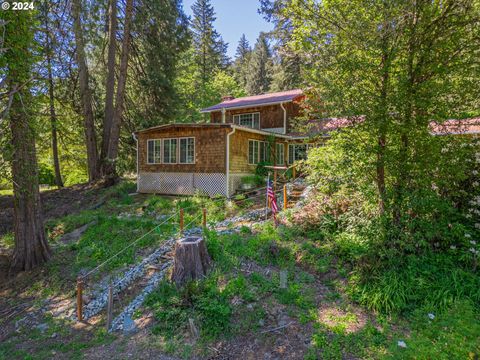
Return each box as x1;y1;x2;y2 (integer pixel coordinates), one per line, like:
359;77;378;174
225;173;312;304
255;161;273;177
240;174;264;187
349;253;480;313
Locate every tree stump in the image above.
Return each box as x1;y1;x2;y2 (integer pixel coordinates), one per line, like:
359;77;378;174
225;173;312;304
171;236;211;286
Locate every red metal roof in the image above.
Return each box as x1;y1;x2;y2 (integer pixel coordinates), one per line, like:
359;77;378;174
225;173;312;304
201;89;304;112
429;118;480;135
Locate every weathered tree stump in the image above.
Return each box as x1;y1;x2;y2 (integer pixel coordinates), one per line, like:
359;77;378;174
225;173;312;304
171;236;211;286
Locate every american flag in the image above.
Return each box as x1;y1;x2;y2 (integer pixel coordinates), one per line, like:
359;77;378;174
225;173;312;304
267;180;278;217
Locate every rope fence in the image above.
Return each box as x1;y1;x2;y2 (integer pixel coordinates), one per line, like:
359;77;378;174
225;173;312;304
73;175;305;322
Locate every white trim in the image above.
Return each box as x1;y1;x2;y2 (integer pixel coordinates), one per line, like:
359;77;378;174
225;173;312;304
231;124;307;140
248;139;269;165
178;137;196;164
146;139;162;164
280;102;287;134
275;142;285;166
233;112;261;129
288;143;309;164
162;138;178;164
226;127;236;198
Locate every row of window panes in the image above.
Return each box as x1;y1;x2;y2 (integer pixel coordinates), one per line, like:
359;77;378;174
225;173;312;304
147;138;194;164
234;112;260;129
248;140;309;165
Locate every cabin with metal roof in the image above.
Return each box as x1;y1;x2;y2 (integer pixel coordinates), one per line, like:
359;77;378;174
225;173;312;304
134;90;313;197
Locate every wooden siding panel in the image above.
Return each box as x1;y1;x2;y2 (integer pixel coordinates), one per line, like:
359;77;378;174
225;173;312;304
138;127;227;173
229;129;289;173
209;102;303;131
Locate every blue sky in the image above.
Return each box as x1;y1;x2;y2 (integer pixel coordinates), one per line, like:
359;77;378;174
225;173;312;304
182;0;273;59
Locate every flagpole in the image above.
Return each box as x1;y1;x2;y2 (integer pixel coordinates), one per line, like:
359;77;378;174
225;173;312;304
265;172;270;220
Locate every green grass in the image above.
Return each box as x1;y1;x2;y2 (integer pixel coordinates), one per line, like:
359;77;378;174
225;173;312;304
388;300;480;359
0;232;14;249
0;316;115;360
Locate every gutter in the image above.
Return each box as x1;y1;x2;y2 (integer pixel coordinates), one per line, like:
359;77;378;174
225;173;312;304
230;124;307;140
132;132;139;192
280;102;287;134
225;126;236;198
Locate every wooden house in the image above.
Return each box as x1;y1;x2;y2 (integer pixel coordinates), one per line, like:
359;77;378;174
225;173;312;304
134;89;316;197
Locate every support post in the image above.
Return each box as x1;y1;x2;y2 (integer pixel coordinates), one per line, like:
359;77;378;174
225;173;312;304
76;277;83;322
283;184;287;210
179;208;184;234
274;169;277;192
106;283;113;330
202;208;207;228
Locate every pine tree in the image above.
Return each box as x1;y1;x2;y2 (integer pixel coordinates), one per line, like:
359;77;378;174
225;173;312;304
191;0;228;87
260;0;302;91
245;33;272;95
233;34;251;89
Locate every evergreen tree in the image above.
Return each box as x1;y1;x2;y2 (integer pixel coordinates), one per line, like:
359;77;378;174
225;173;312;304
1;10;51;270
130;0;189;128
245;33;272;95
260;0;302;91
233;34;251;89
191;0;228;87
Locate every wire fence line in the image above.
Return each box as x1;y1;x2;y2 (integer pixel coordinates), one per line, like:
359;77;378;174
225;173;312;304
79;211;178;281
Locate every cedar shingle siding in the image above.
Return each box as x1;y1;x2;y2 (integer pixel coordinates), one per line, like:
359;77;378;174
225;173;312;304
138;127;228;173
210;102;301;132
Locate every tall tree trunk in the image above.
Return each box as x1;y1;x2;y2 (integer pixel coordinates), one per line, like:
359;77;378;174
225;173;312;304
45;6;63;188
72;0;100;182
10;89;51;270
104;0;134;183
5;12;51;271
101;0;118;175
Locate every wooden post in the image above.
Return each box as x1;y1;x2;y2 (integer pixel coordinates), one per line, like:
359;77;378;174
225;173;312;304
280;270;288;289
283;184;287;210
202;208;207;228
274;169;277;192
179;208;184;234
106;284;113;330
76;277;83;322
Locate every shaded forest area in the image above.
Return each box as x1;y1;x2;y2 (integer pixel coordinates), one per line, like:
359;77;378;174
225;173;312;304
0;0;295;270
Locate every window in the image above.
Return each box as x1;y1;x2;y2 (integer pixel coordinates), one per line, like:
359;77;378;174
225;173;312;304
248;140;259;164
275;143;284;165
248;140;270;164
234;113;260;129
147;139;161;164
179;138;195;164
163;138;177;164
288;144;309;164
259;141;270;162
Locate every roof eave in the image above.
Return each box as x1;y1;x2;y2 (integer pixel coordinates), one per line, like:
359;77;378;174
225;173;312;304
200;98;301;113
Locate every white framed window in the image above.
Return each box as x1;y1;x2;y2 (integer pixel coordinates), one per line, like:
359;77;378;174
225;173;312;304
259;141;269;162
248;140;259;165
248;139;270;165
288;144;309;164
163;138;177;164
234;112;260;129
179;137;195;164
147;139;161;164
275;143;285;165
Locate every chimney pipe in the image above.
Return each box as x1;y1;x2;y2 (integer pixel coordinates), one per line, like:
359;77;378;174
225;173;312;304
221;95;235;102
